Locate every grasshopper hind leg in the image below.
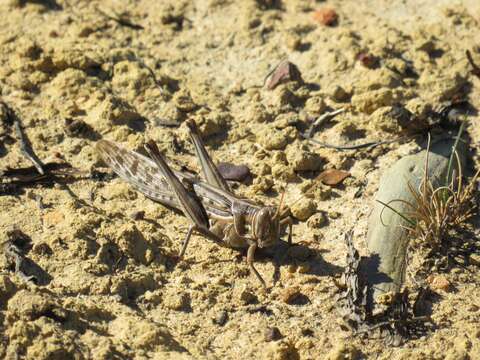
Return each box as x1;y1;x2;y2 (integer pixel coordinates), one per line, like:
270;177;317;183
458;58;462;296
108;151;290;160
185;119;231;192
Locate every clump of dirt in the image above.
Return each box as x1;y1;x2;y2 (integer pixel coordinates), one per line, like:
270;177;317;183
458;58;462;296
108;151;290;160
1;0;480;359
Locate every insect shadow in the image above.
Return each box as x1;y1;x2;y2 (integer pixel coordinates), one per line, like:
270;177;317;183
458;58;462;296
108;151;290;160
267;240;343;284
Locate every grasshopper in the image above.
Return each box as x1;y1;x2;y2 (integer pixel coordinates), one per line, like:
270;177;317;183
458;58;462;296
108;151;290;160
96;119;293;286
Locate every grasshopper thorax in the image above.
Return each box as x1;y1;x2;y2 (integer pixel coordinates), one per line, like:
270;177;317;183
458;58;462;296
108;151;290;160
252;207;281;248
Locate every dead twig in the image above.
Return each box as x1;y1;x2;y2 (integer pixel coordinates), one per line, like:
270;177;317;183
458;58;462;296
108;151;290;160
9;107;45;175
304;108;345;138
466;50;480;79
1;101;45;174
306;134;415;151
97;7;144;30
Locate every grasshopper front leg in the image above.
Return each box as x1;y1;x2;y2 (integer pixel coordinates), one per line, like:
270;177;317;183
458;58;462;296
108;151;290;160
280;215;294;245
144;140;221;257
247;243;266;288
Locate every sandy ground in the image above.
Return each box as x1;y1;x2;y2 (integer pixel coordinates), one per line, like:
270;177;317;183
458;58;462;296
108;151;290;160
1;0;480;359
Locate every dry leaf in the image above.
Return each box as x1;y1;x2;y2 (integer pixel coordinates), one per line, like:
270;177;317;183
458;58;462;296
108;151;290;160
266;61;304;90
318;169;350;186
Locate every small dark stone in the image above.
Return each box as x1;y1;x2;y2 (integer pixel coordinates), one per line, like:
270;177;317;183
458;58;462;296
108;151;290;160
264;327;282;342
356;52;379;69
388;105;414;130
32;242;53;256
65;118;98;139
301;328;314;337
217;162;251;182
130;210;145;221
213;310;228;326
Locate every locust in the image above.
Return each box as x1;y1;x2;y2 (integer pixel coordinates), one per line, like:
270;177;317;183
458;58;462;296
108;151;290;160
96;119;293;286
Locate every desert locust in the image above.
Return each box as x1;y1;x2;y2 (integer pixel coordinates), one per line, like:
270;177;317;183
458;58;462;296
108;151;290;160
96;120;293;286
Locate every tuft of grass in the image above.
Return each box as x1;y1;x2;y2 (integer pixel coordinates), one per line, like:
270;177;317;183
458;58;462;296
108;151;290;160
378;132;479;249
403;156;479;247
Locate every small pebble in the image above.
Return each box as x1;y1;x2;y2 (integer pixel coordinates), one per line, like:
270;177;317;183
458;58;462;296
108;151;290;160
427;274;451;292
312;8;338;26
307;212;328;229
301;328;314;337
264;327;282;342
64;118;94;138
281;287;310;305
32;242;53;256
240;289;258;305
213;310;228;326
318;169;350;186
291;199;317;221
356;52;379;69
217;162;251;182
328;211;341;219
329;85;350;102
286;148;322;172
164;292;190;311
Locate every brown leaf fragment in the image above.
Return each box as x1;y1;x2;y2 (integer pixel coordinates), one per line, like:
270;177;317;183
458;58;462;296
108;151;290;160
312;8;338;26
265;61;304;90
217;162;251;182
318;169;350;186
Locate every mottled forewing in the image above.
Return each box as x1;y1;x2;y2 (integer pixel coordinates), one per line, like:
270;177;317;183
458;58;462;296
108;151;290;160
95;140;179;208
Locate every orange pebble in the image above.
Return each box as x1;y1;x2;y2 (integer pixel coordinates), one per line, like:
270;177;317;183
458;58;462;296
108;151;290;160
312;8;338;26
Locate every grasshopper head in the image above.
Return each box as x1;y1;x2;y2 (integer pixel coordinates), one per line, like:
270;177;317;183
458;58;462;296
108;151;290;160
253;192;286;248
253;207;280;248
